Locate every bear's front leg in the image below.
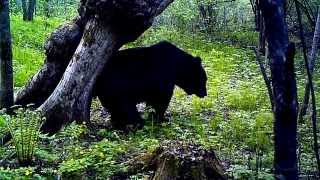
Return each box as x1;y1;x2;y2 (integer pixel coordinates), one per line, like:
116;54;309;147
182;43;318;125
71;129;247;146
148;88;174;123
109;102;144;131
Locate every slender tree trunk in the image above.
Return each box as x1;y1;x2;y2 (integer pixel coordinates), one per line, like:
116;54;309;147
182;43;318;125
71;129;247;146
258;12;265;54
299;0;316;28
260;0;298;179
21;0;36;21
254;49;274;110
16;0;22;7
295;2;320;174
223;6;227;31
21;0;27;21
309;7;320;74
249;0;258;31
44;0;50;18
299;6;320;121
26;0;36;21
0;0;14;109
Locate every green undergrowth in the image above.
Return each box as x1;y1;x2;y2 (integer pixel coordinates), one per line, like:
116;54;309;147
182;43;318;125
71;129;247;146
212;30;259;47
0;16;318;179
11;15;64;87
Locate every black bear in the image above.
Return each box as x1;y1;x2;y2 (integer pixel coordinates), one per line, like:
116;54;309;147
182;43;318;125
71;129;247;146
95;41;207;130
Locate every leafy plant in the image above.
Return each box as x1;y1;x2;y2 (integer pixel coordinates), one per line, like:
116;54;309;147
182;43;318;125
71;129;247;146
2;108;44;166
59;139;127;178
0;166;37;179
226;87;259;111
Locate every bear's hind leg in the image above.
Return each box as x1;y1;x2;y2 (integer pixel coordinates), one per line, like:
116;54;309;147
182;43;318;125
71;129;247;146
126;104;145;130
108;105;127;130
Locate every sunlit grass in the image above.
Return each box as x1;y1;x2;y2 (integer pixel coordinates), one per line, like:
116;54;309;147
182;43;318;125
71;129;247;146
11;15;64;87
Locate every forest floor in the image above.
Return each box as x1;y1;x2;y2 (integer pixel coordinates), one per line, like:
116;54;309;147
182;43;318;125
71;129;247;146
0;15;319;179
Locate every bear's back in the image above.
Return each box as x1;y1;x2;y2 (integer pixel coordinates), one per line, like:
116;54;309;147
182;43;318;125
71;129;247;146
96;43;176;102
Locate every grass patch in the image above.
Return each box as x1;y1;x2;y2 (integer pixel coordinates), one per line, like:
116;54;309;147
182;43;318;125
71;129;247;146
11;15;64;87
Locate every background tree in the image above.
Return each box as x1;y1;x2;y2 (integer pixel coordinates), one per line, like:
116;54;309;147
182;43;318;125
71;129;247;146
299;7;320;121
0;0;14;109
260;0;298;179
21;0;36;21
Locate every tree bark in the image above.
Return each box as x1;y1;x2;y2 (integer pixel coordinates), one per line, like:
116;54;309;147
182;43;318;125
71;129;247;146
26;0;36;21
260;0;298;179
0;0;14;109
34;0;174;134
39;19;121;133
258;10;266;54
21;0;28;21
44;0;50;18
21;0;36;21
250;0;261;32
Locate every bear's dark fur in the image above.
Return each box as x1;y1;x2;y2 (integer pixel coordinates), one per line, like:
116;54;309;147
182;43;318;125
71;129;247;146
95;41;207;130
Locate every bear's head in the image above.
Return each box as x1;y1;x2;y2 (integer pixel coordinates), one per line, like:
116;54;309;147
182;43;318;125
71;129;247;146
154;41;207;98
176;56;208;98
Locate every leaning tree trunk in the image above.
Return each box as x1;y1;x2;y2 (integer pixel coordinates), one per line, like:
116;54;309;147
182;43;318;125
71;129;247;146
0;0;14;109
24;0;174;134
260;0;298;179
39;19;121;133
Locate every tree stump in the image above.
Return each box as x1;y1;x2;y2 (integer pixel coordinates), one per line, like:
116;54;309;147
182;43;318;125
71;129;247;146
115;140;226;180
